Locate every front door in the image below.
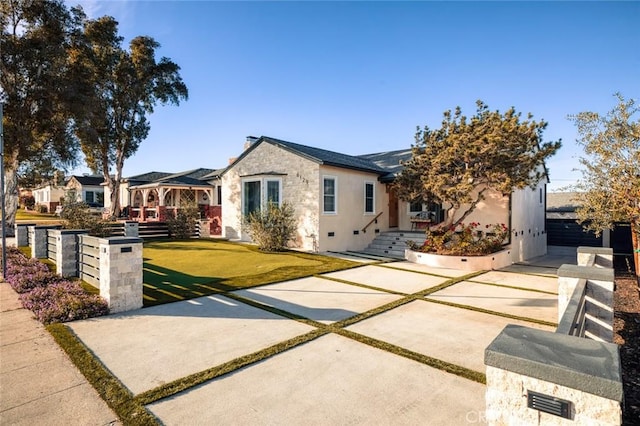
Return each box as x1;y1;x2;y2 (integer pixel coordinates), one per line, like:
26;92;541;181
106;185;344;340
388;187;399;228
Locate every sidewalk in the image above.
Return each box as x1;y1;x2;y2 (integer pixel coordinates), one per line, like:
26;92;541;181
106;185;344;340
0;282;119;426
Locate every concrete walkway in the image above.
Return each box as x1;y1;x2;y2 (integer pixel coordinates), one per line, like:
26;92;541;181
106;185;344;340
0;283;120;425
2;253;568;425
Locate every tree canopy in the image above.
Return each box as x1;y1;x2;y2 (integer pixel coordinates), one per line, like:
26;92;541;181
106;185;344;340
568;93;640;275
70;15;188;217
1;0;83;223
394;101;561;228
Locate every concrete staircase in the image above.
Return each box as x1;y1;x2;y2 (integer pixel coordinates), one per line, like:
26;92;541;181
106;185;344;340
361;231;426;259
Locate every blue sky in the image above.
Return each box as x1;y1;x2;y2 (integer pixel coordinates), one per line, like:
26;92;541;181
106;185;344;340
71;1;639;191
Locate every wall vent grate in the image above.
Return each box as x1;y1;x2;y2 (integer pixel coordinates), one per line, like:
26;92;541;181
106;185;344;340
527;390;571;419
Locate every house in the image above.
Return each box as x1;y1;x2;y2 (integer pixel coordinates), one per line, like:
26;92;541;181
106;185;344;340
65;175;105;206
118;168;225;234
221;136;548;262
546;192;633;256
32;181;66;213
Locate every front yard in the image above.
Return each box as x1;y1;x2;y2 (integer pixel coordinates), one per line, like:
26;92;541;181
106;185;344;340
143;240;359;306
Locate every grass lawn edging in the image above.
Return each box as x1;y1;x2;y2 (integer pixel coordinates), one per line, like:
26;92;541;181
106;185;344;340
405;247;512;271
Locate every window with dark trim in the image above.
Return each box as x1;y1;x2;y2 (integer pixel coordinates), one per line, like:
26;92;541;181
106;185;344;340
364;182;375;214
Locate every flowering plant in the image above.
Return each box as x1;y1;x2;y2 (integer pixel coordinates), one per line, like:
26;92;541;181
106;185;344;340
407;222;509;256
5;248;109;324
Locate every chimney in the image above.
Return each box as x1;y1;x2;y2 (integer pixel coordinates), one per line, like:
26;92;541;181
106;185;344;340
244;135;259;151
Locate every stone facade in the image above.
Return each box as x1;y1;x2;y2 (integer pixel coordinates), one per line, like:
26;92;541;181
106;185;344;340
486;366;622;425
222;142;321;250
98;237;143;313
15;223;34;247
29;225;58;259
485;247;621;426
51;229;88;277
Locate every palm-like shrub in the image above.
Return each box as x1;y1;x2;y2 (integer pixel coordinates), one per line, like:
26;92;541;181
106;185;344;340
245;202;297;252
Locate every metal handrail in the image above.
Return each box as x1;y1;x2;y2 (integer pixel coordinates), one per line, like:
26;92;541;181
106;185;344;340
361;212;383;233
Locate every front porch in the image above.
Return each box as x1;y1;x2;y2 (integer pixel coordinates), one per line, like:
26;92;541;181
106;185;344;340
127;185;222;235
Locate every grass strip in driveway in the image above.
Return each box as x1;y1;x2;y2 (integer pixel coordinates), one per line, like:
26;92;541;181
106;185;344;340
135;329;328;405
335;329;486;384
142;240;359;306
47;323;159;426
422;298;557;328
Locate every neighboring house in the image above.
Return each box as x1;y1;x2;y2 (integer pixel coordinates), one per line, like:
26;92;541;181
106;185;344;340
221;136;548;262
546;192;633;255
32;181;66;213
66;175;105;206
104;171;173;213
120;168;225;234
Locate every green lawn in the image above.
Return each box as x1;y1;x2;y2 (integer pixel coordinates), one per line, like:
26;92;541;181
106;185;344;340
16;209;61;223
143;239;360;306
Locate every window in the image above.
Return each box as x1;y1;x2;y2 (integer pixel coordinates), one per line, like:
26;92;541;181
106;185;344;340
242;178;282;215
216;185;222;205
85;191;94;203
323;177;337;213
266;179;280;206
364;182;375;214
243;180;261;216
409;200;423;213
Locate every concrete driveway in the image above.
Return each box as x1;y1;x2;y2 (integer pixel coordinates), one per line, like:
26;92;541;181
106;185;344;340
63;254;562;425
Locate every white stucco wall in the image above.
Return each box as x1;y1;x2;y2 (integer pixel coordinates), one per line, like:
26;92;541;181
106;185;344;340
510;180;548;262
317;165;389;252
222;142;321;250
397;186;510;232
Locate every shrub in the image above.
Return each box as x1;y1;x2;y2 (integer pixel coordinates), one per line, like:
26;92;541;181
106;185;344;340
408;222;509;256
20;195;36;210
167;202;200;239
36;204;48;213
60;202;111;237
245;202;297;252
5;248;109;324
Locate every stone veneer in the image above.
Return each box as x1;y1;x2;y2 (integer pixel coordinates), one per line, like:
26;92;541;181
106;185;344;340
222;142;320;250
485;325;622;425
29;225;59;259
98;237;143;313
15;223;35;247
50;229;88;277
484;247;621;425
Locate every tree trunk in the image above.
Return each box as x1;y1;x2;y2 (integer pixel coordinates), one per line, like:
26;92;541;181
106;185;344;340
3;154;20;236
632;220;639;278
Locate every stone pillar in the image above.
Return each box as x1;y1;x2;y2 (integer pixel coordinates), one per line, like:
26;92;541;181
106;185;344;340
577;246;613;268
29;225;58;259
15;223;35;247
98;237;143;313
557;264;615;342
198;219;211;238
51;229;88;277
124;221;139;237
485;325;622;425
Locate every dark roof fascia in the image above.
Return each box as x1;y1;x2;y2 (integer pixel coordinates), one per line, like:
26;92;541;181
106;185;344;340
240;172;288;178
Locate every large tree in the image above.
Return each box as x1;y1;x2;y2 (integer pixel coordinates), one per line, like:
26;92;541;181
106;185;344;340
568;93;640;276
395;100;561;228
70;16;188;218
1;0;83;225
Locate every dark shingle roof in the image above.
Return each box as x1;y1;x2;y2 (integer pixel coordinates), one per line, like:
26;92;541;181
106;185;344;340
252;136;390;175
547;192;581;212
126;171;172;183
72;175;105;186
358;149;413;174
